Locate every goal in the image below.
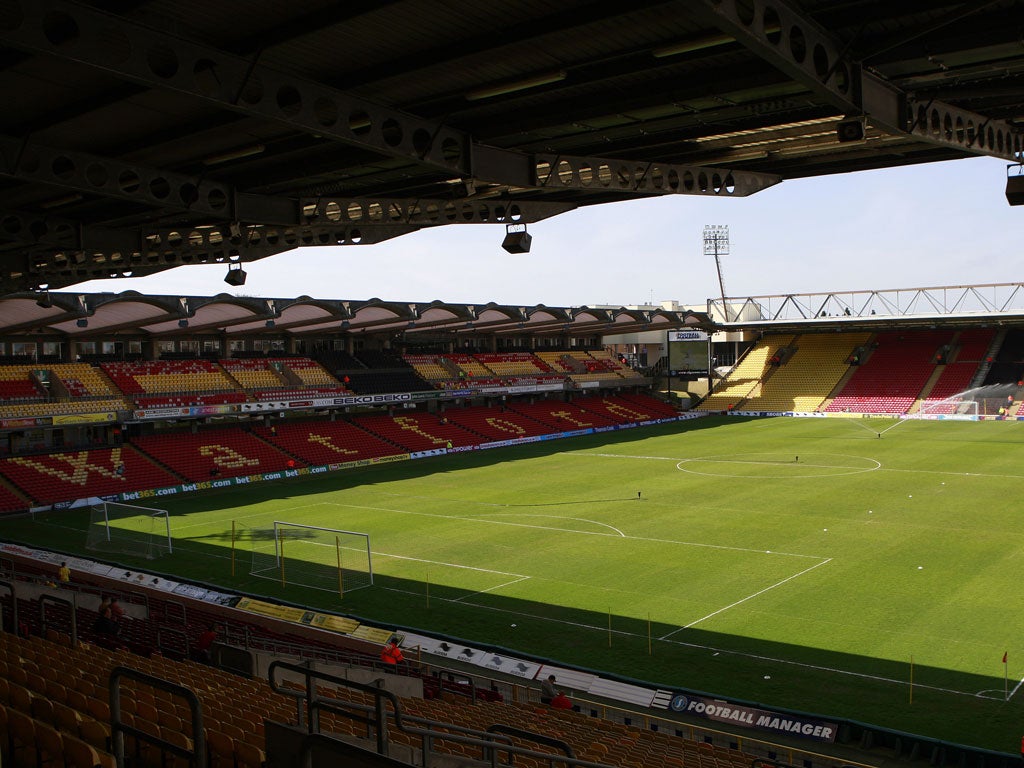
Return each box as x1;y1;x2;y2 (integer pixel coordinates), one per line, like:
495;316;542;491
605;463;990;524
249;521;373;596
85;501;172;560
914;394;981;421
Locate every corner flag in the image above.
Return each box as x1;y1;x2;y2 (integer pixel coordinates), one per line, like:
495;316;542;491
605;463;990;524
1004;652;1008;664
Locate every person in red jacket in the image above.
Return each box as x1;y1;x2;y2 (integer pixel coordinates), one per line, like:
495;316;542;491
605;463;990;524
381;639;404;665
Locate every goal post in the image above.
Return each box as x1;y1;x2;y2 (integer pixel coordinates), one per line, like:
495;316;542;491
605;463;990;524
85;501;172;560
914;394;981;420
249;521;373;596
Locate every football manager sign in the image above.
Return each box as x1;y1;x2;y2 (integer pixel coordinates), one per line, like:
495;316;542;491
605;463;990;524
669;694;837;743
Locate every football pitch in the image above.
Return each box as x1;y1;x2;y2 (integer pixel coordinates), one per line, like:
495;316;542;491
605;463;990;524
7;415;1024;752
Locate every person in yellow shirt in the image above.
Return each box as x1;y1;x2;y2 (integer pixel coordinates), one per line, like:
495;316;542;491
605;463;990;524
58;561;70;584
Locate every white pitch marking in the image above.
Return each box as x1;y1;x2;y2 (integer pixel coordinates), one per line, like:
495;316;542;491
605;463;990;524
484;514;625;537
659;558;833;641
321;501;818;559
370;548;528;581
452;576;531;602
572;450;1024;481
1008;676;1024;701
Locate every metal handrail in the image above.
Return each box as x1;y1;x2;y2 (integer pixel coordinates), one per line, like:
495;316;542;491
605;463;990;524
39;593;76;647
0;580;17;636
267;660;615;768
156;625;189;658
110;665;206;768
488;724;576;759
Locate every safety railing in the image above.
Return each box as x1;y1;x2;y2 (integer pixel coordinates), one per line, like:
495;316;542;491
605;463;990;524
39;592;76;647
267;659;616;768
110;665;206;768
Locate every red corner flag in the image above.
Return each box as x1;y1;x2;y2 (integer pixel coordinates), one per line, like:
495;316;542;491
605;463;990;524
1003;652;1008;664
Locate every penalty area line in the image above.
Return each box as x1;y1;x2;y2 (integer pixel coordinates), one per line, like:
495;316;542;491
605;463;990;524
451;576;532;603
659;557;833;641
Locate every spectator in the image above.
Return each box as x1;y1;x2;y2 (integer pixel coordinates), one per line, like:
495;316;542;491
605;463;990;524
109;598;124;622
58;561;70;584
380;639;405;665
94;598;119;636
193;625;218;664
540;674;558;705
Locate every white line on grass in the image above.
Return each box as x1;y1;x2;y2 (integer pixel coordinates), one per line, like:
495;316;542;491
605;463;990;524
357;545;528;578
573;452;681;461
574;450;1024;481
659;557;833;640
374;581;998;701
1007;676;1024;700
483;514;624;536
451;576;531;603
320;501;819;559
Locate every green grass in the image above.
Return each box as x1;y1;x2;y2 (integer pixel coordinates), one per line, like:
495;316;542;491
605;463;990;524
5;415;1024;751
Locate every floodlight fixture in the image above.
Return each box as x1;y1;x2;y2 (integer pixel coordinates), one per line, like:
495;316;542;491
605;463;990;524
225;263;247;286
501;223;532;254
1006;164;1024;206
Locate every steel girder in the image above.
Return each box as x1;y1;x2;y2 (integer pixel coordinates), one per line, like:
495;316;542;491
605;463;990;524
299;198;578;227
695;0;1024;162
531;154;781;197
0;207;138;252
0;0;784;198
0;134;296;224
3;224;417;294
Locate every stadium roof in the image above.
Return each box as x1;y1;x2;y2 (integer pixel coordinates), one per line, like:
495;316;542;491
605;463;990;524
1;1;1022;294
0;291;709;341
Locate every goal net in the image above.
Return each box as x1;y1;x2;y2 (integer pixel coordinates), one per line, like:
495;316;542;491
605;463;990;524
85;501;172;560
914;383;1018;421
914;394;980;420
249;521;373;596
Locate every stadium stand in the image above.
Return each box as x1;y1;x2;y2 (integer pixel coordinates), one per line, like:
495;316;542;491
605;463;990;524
444;353;494;379
825;330;953;414
284;357;349;388
0;379;41;403
697;335;795;412
0;593;763;768
507;399;619;430
134;391;247;409
355;350;408;369
614;392;680;418
333;369;428;394
574;394;676;424
353;412;479;451
441;405;551;441
218;357;286;389
0;397;130;420
0;366;44;402
915;330;994;413
49;364;119;399
131;428;301;481
252;420;404;464
475;352;554;377
588;349;645;379
0;446;179;505
984;330;1024;385
0;482;28;513
101;360;239;396
738;332;872;413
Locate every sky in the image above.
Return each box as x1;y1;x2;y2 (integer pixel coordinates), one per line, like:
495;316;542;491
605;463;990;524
71;155;1022;310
